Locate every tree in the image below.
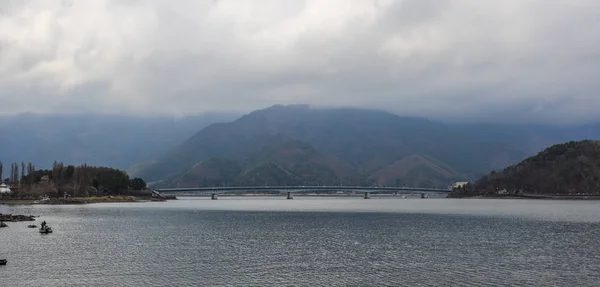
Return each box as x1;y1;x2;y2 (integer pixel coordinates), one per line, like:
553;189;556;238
8;163;13;184
64;165;75;181
129;177;147;190
27;162;35;186
10;162;19;185
52;161;64;184
20;161;25;185
95;169;130;195
78;164;92;196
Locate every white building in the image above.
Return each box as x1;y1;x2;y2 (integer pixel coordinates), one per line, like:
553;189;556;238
0;183;12;195
452;182;469;189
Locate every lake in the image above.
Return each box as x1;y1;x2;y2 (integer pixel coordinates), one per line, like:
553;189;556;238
1;197;600;286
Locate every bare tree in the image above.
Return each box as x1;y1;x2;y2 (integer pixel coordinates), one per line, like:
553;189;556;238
21;161;25;184
14;163;19;184
52;161;64;184
51;161;63;197
77;164;93;197
8;162;13;184
27;162;35;186
9;162;18;184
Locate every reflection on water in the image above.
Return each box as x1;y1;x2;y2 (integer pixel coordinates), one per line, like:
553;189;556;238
1;197;600;286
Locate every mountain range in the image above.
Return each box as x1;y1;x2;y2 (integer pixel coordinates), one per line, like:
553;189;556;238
2;105;600;188
132;105;543;188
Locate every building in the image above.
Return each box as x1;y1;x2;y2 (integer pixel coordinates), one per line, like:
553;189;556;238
452;182;469;189
0;183;12;195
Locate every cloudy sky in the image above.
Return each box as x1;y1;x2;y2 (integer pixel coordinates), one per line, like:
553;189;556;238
1;0;599;124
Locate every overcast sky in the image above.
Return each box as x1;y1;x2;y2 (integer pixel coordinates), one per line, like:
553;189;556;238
1;0;599;124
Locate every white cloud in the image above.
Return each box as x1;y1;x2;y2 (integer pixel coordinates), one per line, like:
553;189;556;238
1;0;599;123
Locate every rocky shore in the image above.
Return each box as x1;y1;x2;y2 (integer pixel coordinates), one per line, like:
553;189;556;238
0;213;36;222
0;195;158;205
45;196;145;204
0;213;36;228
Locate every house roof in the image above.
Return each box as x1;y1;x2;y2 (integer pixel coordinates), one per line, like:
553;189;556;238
0;183;11;193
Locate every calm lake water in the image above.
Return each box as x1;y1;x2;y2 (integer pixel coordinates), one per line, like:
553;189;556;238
1;197;600;286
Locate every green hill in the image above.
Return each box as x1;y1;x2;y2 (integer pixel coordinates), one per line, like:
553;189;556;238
451;140;600;197
157;140;363;187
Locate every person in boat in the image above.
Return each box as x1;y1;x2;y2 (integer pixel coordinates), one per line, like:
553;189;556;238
41;221;46;229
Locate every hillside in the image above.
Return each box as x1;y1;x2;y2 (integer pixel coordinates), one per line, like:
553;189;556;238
451;140;600;197
135;105;527;188
163;140;365;188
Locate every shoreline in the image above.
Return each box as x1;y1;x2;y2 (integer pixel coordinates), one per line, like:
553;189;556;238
449;194;600;200
175;193;447;198
5;194;600;204
1;193;441;204
0;195;175;206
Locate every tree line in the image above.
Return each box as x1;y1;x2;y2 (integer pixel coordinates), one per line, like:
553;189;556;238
0;160;147;198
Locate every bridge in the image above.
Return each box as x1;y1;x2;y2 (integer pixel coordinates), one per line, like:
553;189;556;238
154;186;450;199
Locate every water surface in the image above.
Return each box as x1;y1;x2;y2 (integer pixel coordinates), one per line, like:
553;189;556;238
1;197;599;286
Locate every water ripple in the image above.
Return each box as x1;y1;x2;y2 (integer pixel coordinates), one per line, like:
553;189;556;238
1;199;600;286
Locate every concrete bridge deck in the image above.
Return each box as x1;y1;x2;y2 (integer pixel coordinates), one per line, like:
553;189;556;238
155;186;450;194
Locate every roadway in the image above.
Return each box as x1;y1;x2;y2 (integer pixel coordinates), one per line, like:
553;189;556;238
155;186;451;194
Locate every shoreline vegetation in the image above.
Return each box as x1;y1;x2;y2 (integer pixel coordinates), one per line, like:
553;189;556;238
0;160;177;205
451;194;600;200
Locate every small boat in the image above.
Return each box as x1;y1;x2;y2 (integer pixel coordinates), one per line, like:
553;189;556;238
39;226;53;234
28;225;37;228
0;259;7;265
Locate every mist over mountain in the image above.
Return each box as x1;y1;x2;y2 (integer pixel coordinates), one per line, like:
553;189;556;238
448;123;600;155
0;113;238;169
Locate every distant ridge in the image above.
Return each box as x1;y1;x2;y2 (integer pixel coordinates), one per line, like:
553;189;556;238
0;113;238;169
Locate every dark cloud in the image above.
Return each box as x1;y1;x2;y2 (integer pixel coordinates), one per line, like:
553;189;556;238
1;0;599;124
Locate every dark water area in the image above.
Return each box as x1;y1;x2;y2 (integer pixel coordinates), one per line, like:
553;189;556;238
1;197;600;286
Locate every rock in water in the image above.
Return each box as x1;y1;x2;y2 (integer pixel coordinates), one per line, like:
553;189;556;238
0;213;36;222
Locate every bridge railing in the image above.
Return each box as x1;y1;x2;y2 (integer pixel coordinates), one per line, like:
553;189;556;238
155;186;451;193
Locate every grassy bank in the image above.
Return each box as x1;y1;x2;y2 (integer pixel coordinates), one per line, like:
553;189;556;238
0;199;36;205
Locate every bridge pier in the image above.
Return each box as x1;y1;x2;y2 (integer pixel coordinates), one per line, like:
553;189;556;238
287;192;293;199
364;192;371;199
211;193;218;200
